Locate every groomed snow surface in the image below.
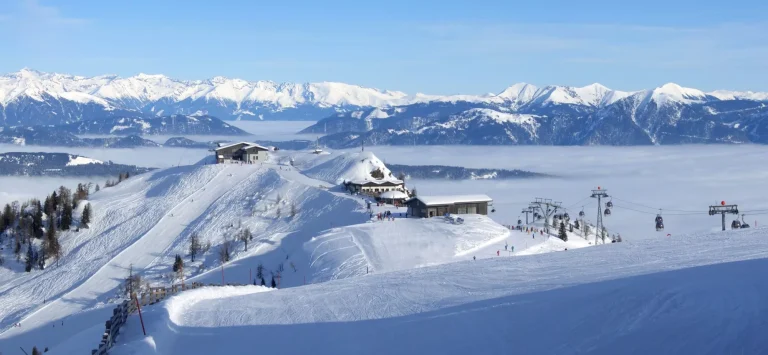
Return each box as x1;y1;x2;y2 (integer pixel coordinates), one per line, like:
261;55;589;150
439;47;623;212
111;227;768;355
1;149;766;355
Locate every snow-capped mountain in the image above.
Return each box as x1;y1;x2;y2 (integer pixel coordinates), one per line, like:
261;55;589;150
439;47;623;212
3;69;767;145
308;82;768;146
0;69;419;125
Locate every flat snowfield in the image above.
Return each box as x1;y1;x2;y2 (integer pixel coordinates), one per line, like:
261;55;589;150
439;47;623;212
109;227;768;355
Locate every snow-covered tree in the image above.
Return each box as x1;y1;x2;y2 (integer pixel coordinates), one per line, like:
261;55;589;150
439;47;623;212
95;184;100;192
61;201;73;231
290;203;298;218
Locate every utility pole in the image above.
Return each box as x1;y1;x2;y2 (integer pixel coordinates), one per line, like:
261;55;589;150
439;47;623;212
590;187;609;244
530;198;562;236
709;201;738;231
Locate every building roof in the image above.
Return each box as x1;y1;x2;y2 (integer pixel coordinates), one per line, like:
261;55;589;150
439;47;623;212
405;194;492;206
380;190;409;199
215;142;268;152
347;179;404;186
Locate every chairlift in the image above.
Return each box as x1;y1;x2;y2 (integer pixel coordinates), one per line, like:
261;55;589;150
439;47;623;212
606;199;613;208
563;212;570;220
731;220;742;229
579;208;585;218
740;214;750;229
655;210;664;231
604;208;611;216
517;219;522;225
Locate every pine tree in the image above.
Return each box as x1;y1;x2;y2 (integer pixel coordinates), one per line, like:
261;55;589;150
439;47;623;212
38;248;46;270
290;203;297;218
14;238;22;261
80;203;91;228
51;191;59;211
276;207;281;218
188;233;201;262
218;239;231;263
559;222;568;242
61;201;73;231
32;201;44;239
25;244;34;272
95;184;100;192
172;254;183;273
32;346;41;355
261;277;266;286
270;276;276;288
0;203;12;231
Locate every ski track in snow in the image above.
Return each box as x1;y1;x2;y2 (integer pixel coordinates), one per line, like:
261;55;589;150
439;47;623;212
108;227;768;355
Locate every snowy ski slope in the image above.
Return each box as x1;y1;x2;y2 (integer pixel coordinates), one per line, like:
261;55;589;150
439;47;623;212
3;150;551;354
107;227;768;355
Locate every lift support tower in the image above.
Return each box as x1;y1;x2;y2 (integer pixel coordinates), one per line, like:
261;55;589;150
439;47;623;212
709;202;739;231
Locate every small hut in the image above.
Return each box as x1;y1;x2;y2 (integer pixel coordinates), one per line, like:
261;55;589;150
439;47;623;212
379;190;409;206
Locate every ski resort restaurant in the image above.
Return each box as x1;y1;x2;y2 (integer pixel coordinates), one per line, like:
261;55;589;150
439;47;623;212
343;179;405;196
405;195;493;218
214;142;269;164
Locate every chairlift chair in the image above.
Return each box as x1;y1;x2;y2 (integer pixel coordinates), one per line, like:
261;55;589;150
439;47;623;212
517;219;522;225
604;208;611;216
731;220;742;229
579;208;585;218
606;200;613;208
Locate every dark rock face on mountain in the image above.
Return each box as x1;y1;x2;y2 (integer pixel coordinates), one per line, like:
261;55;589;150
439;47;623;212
0;152;154;176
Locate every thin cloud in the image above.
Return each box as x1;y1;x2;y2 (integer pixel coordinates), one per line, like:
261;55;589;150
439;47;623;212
20;0;88;25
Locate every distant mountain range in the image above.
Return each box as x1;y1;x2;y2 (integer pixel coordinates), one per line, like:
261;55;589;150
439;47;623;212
306;83;768;146
0;152;153;177
58;115;248;136
0;127;162;148
2;69;768;145
387;164;547;180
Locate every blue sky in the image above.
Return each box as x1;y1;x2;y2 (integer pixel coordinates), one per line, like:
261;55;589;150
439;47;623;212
1;0;767;94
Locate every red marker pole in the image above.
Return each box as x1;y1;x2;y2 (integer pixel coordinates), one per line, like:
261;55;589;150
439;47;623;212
134;296;147;336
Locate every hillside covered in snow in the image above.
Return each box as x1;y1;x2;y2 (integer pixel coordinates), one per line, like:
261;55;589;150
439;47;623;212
111;226;768;355
2;150;580;354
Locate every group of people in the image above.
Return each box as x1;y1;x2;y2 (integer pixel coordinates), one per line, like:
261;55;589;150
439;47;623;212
373;210;397;221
